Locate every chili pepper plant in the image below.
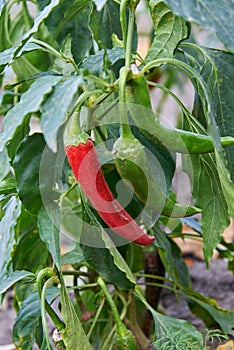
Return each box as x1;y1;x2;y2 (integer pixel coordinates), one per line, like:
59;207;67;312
0;0;234;349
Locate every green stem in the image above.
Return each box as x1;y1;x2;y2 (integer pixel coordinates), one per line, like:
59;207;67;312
37;269;65;332
141;57;211;117
125;7;135;68
87;298;105;339
101;325;116;350
119;67;134;138
97;277;124;333
134;273;173;284
31;39;79;73
120;0;128;48
168;232;203;241
4;1;16;47
147;80;196;125
69;111;81;135
69;282;98;291
85;74;112;88
41;276;62;349
30;38;63;59
91;91;116;106
66;89;103;136
119;6;136;138
22;0;32;29
37;268;54;298
142;281;175;291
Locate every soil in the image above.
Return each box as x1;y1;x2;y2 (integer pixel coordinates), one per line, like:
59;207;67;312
160;258;234;349
0;258;233;350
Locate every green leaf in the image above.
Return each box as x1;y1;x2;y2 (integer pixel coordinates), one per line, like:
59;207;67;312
183;153;230;265
42;0;92;62
215;149;234;220
13;287;60;350
0;42;40;67
180;45;234;220
38;203;61;269
39;126;69;203
152;313;205;350
163;0;234;52
13;230;49;273
0;196;21;280
12;0;60;62
183;287;234;336
90;0;122;49
0;270;34;295
13;133;46;215
60;277;92;350
51;34;75;75
135;291;204;350
183;46;234;180
154;226;191;288
0;149;10;180
41;76;83;152
145;0;188;63
207;51;234;171
81;47;124;75
7;117;30;162
0;75;62;152
60;184;83;241
82;234;135;290
81;197;135;290
101;230;136;286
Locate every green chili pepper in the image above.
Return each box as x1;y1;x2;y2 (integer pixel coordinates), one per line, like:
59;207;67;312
125;71;234;154
113;66;200;218
113;136;200;217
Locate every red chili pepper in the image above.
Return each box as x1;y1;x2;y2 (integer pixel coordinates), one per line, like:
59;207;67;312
65;138;155;246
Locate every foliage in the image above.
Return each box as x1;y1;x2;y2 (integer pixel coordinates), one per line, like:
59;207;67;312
0;0;234;349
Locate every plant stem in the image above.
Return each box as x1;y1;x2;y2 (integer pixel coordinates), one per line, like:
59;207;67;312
120;0;128;48
134;273;171;283
41;276;63;349
41;278;54;350
141;57;211;117
69;111;81;135
97;277;124;332
69;282;99;291
37;269;65;332
119;5;136;138
119;66;134;138
37;268;54;298
125;7;135;68
66;89;103;135
85;74;112;88
22;0;32;29
87;298;105;339
30;38;63;59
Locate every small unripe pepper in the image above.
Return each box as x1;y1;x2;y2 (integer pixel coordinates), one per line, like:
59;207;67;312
65;135;155;246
